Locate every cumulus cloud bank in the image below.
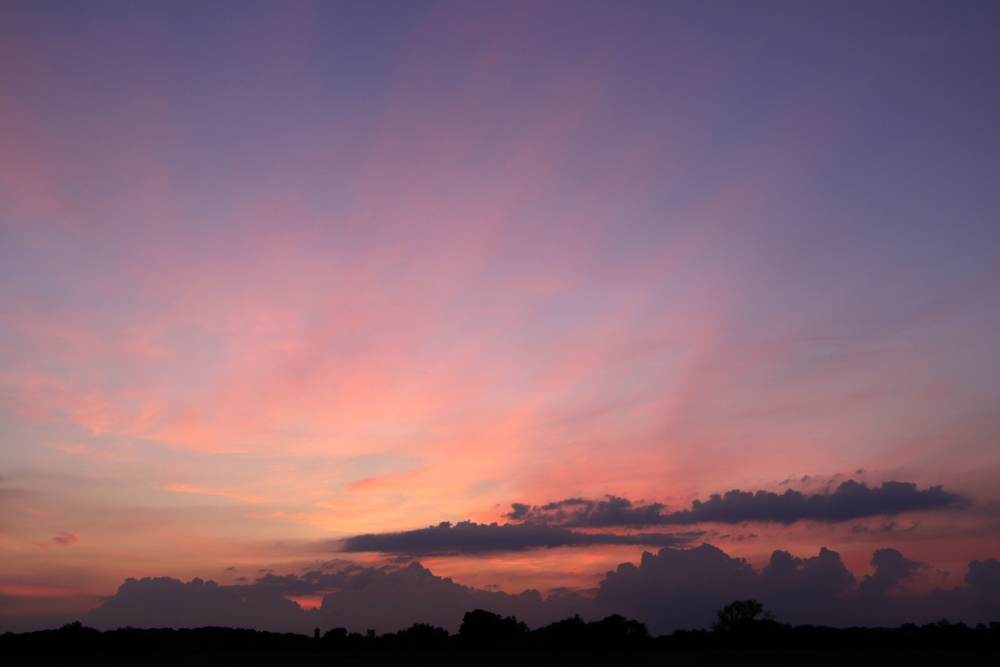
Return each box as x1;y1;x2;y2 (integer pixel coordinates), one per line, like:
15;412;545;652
506;480;966;527
82;545;1000;636
85;563;587;635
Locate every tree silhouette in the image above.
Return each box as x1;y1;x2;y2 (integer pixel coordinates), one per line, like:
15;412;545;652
2;613;1000;656
712;599;774;633
458;609;528;651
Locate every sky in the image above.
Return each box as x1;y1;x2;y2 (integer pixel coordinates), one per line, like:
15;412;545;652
2;0;999;636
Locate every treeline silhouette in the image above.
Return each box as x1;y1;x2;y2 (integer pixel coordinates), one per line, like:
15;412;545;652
3;604;1000;658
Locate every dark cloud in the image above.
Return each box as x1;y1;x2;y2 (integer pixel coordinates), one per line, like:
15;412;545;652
921;557;1000;625
761;547;856;599
507;481;966;527
857;548;928;600
339;520;701;556
317;562;587;633
596;544;998;633
512;496;667;527
851;521;907;534
596;544;758;632
759;547;857;625
778;474;813;486
965;557;1000;593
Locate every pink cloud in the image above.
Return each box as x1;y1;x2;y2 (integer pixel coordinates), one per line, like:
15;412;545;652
11;504;60;518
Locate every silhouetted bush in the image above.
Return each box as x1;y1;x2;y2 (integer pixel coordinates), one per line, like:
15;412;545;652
458;609;528;652
381;622;451;653
529;614;588;652
588;613;650;651
526;613;648;652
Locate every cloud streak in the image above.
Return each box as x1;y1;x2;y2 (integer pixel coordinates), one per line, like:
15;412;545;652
339;520;701;556
33;532;80;548
507;481;966;527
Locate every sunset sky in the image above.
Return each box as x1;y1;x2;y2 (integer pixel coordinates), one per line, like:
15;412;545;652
2;0;999;635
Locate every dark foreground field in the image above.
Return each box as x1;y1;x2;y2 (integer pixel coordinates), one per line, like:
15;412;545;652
4;652;999;667
5;610;998;665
